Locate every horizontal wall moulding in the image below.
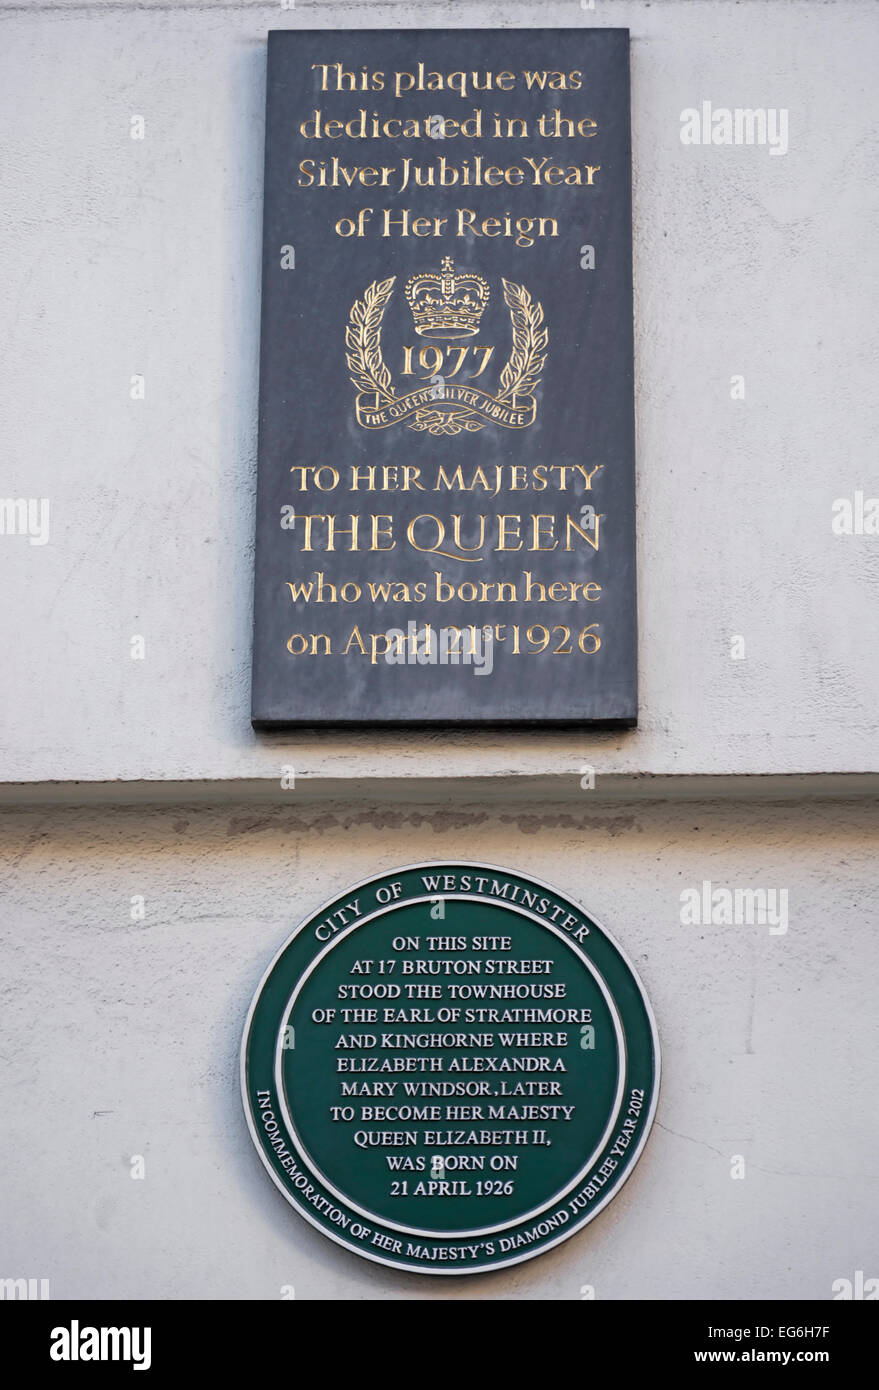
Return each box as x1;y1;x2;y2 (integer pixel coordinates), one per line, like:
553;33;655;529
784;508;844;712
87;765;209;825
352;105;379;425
0;772;876;809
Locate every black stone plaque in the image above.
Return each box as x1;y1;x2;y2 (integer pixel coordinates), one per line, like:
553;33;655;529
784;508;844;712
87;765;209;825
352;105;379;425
252;29;637;726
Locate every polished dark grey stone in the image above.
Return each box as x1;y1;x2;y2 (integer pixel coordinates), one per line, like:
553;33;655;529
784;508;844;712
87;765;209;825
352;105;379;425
252;29;636;726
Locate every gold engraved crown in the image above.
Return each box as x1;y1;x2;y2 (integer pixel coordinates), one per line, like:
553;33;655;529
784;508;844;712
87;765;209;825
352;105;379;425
404;257;490;339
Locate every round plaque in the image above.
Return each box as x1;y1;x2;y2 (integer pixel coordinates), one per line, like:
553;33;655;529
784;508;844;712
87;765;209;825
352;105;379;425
241;863;659;1275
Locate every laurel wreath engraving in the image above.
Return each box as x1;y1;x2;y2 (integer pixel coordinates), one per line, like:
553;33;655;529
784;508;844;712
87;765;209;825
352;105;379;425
345;276;397;406
496;279;548;405
346;275;547;435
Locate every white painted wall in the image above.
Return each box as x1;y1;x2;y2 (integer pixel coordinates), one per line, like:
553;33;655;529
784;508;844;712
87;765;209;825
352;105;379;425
0;1;878;787
0;796;875;1299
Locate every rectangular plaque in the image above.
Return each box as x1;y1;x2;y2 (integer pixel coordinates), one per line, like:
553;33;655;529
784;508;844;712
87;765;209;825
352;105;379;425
251;28;637;726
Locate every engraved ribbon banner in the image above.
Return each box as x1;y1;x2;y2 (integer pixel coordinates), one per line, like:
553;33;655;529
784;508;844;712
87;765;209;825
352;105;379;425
356;383;538;431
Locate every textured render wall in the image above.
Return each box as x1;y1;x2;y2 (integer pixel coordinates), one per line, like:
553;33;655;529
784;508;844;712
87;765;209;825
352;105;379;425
0;796;876;1300
0;0;878;788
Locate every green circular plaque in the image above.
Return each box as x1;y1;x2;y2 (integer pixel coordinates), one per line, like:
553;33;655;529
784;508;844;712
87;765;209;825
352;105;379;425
241;863;659;1275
